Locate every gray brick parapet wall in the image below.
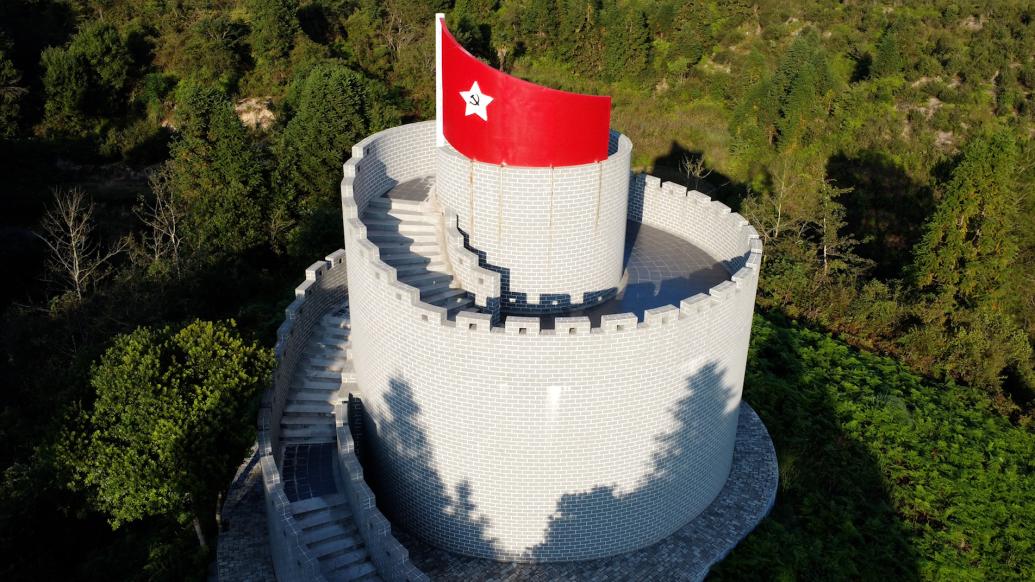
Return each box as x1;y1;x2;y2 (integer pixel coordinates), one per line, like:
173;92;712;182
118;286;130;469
257;250;424;581
436;130;631;312
333;401;429;582
442;208;502;318
340;122;762;562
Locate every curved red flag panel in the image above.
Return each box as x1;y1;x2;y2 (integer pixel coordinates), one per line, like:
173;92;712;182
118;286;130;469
438;17;611;167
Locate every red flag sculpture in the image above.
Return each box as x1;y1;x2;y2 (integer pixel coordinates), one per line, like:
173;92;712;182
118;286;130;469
436;14;611;167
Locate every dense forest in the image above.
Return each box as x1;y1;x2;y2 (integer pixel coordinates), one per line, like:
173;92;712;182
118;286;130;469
0;0;1033;580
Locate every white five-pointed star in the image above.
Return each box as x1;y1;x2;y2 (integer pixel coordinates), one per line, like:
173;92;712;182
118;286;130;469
459;81;493;121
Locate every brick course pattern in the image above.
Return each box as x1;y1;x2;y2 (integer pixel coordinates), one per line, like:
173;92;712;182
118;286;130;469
435;132;630;312
341;121;762;562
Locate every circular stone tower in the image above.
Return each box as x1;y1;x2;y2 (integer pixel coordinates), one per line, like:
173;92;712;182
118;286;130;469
337;15;764;565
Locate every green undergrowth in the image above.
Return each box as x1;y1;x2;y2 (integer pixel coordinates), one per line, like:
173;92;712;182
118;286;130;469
712;315;1035;581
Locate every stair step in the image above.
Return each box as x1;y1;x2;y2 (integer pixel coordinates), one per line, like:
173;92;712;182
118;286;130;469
379;248;441;261
304;355;350;371
374;237;439;249
331;561;377;581
302;521;358;546
279;425;336;439
296;506;353;531
367;232;438;245
415;278;455;297
285;402;335;415
391;262;449;276
280;414;334;426
315;327;350;341
290;493;346;516
381;207;433;221
289;389;339;403
322;548;369;571
366;196;401;208
385;197;426;210
363;219;438;234
399;270;454;287
321;315;351;329
305;368;345;382
311;338;351;353
316;329;349;342
308;532;362;559
424;287;467;305
444;295;476;314
367;197;424;212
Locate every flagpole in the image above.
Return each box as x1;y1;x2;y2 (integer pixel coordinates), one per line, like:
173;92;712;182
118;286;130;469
435;13;444;148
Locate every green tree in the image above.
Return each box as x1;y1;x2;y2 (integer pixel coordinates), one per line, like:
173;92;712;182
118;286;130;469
732;30;838;159
157;14;247;91
248;0;299;70
277;61;399;212
871;25;904;78
0;46;25;136
73;320;273;548
601;3;649;80
40;20;131;136
167;82;272;258
907;129;1033;393
913;129;1019;312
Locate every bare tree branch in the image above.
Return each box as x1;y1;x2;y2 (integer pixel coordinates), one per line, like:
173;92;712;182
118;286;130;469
135;168;184;276
35;188;127;302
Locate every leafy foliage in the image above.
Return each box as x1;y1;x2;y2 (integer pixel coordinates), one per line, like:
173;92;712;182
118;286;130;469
713;316;1035;580
72;320;272;535
40;20;131;137
0;45;25;136
167;82;272;258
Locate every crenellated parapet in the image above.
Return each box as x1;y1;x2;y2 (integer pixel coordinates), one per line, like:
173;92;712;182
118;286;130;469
442;209;502;319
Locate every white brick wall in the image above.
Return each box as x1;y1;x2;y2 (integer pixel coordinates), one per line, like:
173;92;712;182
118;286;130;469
340;122;762;562
435;134;630;312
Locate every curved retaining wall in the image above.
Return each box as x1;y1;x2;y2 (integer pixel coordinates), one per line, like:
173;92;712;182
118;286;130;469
435;131;631;312
259;251;423;581
341;122;762;562
442;208;501;317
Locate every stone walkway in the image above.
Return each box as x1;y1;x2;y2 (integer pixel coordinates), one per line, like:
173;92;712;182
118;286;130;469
215;445;277;582
282;442;339;502
393;403;778;581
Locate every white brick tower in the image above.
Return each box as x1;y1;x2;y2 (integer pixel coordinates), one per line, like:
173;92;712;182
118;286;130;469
339;121;762;562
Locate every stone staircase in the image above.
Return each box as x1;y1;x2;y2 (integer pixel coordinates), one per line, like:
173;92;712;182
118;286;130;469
280;309;355;446
363;194;481;318
278;305;382;581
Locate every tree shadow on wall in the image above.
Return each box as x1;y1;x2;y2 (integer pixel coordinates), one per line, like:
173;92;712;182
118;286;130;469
525;362;741;563
709;318;920;581
358;334;920;578
359;377;503;569
521;336;920;578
